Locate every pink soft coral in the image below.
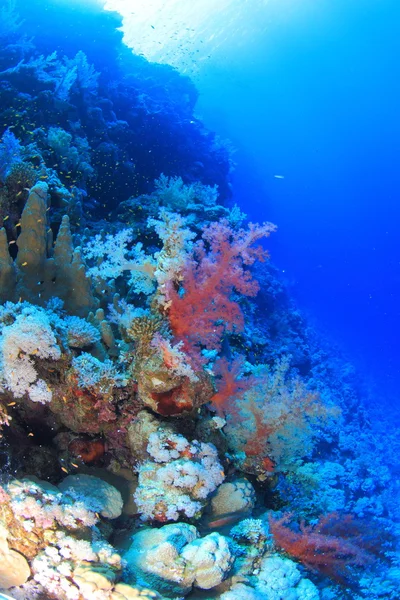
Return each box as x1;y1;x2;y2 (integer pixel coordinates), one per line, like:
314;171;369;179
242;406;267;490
166;219;276;359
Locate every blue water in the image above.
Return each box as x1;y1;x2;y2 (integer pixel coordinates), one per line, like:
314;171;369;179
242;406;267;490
195;0;400;406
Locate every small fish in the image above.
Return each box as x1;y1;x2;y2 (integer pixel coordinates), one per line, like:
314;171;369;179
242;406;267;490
21;261;28;266
61;467;68;474
7;402;16;406
27;432;34;437
199;511;251;533
274;174;285;179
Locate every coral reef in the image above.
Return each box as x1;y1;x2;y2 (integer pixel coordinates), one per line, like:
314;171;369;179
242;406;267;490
0;1;398;600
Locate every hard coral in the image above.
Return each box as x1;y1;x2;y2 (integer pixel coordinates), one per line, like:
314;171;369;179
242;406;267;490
58;474;123;519
124;523;232;597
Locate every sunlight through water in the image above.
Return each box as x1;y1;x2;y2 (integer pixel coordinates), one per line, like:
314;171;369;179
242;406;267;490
103;0;289;74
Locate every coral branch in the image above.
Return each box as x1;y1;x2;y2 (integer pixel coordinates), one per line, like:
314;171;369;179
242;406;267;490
167;219;276;358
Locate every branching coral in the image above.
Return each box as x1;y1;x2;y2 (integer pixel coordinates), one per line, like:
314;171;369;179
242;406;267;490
0;128;21;181
152;174;219;212
46;127;94;184
125;314;164;370
0;160;38;227
269;512;374;586
224;357;339;476
148;209;196;308
165;219;276;361
210;356;255;415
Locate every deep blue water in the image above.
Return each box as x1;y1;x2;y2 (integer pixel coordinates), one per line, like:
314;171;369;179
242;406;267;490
196;0;400;405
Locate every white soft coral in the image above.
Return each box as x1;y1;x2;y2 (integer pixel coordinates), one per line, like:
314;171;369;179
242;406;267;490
0;305;61;403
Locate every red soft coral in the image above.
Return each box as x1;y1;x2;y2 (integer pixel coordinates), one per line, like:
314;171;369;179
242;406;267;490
269;512;374;585
166;219;276;359
210;356;255;416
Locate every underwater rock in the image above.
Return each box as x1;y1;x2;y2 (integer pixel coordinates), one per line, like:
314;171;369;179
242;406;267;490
210;478;256;518
110;584;161;599
0;523;30;589
124;523;232;597
58;474;123;519
136;353;214;416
